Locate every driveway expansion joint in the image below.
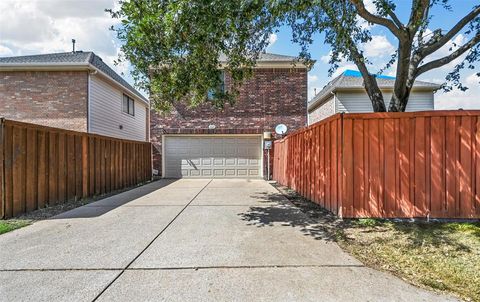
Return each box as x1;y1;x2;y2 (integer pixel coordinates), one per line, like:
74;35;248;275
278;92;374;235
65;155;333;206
0;268;123;272
126;264;365;271
91;179;213;302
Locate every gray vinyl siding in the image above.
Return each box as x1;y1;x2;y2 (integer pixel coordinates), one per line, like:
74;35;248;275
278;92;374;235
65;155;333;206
89;74;147;141
336;90;434;113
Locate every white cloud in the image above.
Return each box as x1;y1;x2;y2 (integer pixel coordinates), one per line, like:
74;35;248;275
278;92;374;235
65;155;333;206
0;0;125;75
465;73;479;86
318;51;357;77
362;35;395;57
307;74;321;100
267;33;278;48
0;44;13;56
320;52;332;64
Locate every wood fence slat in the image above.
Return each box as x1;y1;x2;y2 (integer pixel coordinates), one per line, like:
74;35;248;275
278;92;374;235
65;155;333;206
430;117;445;217
475;116;480;216
25;128;38;212
75;135;83;200
57;133;66;204
384;118;396;218
353;119;365;217
67;134;76;201
12;126;26;216
459;116;473;217
445;117;457;217
414;117;427;217
342;118;353;217
89;137;95;195
0;120;4;218
4;125;13;217
48;132;58;205
369;119;380;217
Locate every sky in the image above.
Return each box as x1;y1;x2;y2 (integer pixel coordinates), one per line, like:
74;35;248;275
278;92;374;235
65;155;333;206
0;0;479;110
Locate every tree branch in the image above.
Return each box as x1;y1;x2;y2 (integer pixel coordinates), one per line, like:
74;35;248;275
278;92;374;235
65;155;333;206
387;10;404;29
420;5;480;57
349;0;403;38
416;33;480;76
407;0;430;34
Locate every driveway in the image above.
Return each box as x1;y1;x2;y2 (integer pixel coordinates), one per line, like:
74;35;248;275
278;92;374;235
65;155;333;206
0;179;456;301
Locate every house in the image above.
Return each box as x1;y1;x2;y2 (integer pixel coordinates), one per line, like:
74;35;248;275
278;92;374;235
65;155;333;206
308;70;441;124
151;53;308;178
0;52;149;141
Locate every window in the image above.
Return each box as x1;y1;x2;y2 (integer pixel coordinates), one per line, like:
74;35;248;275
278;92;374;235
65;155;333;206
122;94;135;116
207;71;225;100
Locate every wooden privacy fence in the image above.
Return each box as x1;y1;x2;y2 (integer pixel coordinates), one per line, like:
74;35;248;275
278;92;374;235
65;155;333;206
273;111;480;219
0;119;152;219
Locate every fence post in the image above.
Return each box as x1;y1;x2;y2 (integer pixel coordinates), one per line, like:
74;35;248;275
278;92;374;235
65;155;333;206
0;118;5;219
338;113;344;219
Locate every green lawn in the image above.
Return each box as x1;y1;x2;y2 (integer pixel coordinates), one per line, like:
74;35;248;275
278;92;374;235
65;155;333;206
337;220;480;302
0;220;31;235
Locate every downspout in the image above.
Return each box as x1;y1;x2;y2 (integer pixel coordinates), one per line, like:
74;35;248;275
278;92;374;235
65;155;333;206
331;91;337;113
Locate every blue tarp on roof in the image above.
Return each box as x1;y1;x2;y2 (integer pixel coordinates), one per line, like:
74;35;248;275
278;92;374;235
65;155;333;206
343;69;396;80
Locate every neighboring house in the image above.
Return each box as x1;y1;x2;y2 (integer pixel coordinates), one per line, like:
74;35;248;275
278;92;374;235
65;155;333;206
0;52;149;141
308;70;441;125
151;53;308;178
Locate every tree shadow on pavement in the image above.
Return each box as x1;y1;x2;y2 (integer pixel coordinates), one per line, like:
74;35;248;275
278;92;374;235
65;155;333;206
238;185;344;242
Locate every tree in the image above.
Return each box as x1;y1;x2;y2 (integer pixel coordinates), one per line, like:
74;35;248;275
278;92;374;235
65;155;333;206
109;0;480;112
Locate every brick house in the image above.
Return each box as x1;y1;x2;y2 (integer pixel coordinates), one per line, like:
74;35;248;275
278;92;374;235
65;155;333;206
0;52;149;141
151;53;308;178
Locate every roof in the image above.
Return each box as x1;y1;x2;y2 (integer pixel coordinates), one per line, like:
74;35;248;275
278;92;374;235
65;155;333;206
308;70;441;111
0;52;148;103
219;52;298;62
218;52;308;68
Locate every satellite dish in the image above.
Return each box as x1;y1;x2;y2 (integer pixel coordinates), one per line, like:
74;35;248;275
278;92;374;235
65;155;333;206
275;124;288;135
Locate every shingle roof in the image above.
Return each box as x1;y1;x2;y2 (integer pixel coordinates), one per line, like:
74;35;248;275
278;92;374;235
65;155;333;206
0;52;92;64
0;52;148;103
308;70;441;110
219;52;299;62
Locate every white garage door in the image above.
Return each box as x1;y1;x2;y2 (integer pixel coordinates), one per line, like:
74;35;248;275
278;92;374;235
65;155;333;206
164;136;262;178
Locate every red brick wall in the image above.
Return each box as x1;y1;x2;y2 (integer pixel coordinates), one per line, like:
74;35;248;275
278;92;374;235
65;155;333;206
150;68;308;175
0;71;88;131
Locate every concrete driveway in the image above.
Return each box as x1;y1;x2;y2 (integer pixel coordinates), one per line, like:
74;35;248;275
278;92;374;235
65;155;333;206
0;179;456;301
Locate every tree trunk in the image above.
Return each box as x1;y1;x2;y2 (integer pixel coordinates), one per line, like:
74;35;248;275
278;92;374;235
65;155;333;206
389;87;411;112
389;40;413;112
363;74;387;112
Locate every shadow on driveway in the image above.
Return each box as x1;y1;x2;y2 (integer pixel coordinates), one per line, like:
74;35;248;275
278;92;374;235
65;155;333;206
238;189;342;242
46;179;180;220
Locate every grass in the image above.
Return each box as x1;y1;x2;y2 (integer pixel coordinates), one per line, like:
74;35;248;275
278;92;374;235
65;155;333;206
337;220;480;302
273;184;480;302
0;219;31;235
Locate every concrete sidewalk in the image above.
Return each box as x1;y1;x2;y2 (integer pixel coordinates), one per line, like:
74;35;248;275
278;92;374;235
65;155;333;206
0;179;457;301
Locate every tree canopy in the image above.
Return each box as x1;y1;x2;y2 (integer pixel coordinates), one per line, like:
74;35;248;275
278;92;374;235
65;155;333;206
109;0;480;112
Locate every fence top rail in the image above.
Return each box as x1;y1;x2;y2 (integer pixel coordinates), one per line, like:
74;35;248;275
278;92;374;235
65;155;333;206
274;110;480;144
0;118;151;145
343;110;480;120
275;113;343;143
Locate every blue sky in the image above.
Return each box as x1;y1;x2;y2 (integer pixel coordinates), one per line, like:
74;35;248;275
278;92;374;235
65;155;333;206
0;0;478;109
266;0;480;109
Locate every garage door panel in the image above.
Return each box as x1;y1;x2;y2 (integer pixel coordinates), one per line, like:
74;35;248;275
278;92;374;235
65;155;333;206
164;136;261;178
